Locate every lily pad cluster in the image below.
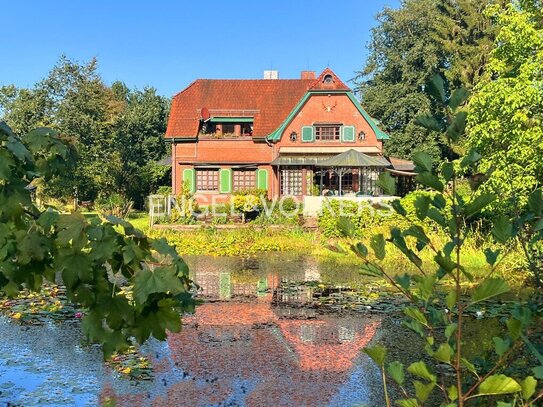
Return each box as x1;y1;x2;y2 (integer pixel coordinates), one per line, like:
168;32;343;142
0;283;153;380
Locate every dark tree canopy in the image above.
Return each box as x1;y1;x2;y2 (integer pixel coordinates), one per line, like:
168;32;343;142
356;0;503;161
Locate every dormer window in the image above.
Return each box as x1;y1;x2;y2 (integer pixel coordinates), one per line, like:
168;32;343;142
323;74;334;84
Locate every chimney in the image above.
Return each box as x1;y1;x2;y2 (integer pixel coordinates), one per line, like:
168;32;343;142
263;70;279;80
301;71;316;80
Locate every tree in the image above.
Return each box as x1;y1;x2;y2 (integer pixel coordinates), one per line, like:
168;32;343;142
0;57;171;205
0;122;194;356
111;84;170;207
467;0;543;211
341;76;543;406
356;0;501;161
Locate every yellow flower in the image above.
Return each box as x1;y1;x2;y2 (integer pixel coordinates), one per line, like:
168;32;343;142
121;367;131;375
12;312;22;319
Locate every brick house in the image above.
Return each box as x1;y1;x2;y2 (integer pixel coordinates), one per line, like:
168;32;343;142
165;68;411;203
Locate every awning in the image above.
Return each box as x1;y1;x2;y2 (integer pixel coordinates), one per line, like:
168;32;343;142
271;155;333;166
317;149;391;168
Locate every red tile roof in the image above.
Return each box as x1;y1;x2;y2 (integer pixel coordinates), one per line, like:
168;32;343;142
165;69;352;139
308;68;351;91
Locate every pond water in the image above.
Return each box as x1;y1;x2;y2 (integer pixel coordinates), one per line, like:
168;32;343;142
0;254;388;407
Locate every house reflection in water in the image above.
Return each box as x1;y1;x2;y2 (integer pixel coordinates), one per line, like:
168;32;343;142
106;256;382;406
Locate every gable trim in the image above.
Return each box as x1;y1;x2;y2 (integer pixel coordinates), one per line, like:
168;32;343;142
266;90;390;142
345;93;390;140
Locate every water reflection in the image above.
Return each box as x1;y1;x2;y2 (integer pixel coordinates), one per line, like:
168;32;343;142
107;254;382;406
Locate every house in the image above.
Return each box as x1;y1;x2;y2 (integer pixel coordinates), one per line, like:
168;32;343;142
165;68;413;204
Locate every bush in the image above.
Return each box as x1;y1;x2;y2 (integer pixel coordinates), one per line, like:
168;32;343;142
95;193;133;219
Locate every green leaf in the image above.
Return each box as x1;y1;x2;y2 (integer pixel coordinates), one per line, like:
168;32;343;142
484;248;500;266
446;290;457;310
412;152;434;173
416;115;442;132
407;361;436;382
477;374;521;396
414;380;435;403
520;376;537;400
441;162;454;182
351;242;368;258
447;385;458;401
528;189;542;215
532;366;543;379
426;74;446;103
132;265;186;305
394;273;411;291
433;343;454;364
6;136;32;162
337;217;356;238
435;252;456;274
370;234;386;260
493;337;511;357
448;87;469;110
403;320;425;337
416;172;444;192
492;216;513;243
506;318;522;340
446;111;468;142
470;278;510;304
445;323;457;339
465;193;496;218
461;358;478;376
387;361;405;386
56;212;88;246
413;195;431;221
460;149;482;168
396;399;418;407
377;171;396;195
404;307;428;327
363;345;387;367
392;199;407;217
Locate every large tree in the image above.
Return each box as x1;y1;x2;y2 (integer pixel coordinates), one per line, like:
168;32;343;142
356;0;502;161
467;0;543;210
0;57;170;206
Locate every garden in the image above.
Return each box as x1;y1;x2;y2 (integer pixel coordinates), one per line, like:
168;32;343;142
1;0;543;406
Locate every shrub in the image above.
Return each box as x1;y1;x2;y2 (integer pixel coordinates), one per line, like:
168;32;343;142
95;193;133;219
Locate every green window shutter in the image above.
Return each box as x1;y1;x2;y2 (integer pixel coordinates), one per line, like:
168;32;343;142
219;168;232;193
342;125;355;142
301;126;314;142
256;169;268;190
182;168;195;193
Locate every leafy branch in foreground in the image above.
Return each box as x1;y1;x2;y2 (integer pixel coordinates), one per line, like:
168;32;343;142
0;122;195;356
342;76;542;406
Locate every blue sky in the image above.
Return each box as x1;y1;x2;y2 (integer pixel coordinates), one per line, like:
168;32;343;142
2;0;399;97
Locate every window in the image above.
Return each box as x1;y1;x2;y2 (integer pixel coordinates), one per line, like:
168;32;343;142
323;74;334;84
196;169;219;191
233;169;256;191
281;168;303;196
315;125;340;141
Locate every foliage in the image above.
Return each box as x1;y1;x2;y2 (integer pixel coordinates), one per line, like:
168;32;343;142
95;193;134;219
0;57;170;206
232;188;267;222
0;122;194;357
355;0;502;161
170;183;198;222
150;227;315;257
467;0;543;212
341;77;543;406
317;192;438;239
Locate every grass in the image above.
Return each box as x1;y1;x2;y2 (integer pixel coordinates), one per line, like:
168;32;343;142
79;209;530;289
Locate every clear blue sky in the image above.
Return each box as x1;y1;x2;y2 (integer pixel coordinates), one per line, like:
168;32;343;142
2;0;399;97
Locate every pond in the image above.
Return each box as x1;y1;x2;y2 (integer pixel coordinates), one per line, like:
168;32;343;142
0;253;393;407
